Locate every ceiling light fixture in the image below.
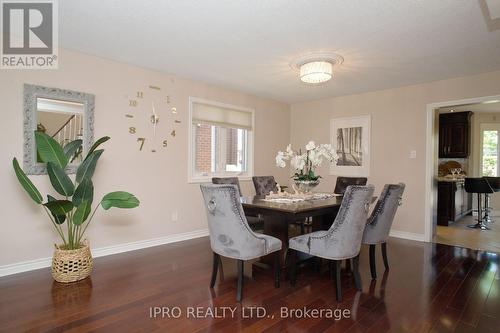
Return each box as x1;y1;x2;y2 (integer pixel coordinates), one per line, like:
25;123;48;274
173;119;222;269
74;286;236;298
483;100;500;104
290;52;344;85
300;61;333;84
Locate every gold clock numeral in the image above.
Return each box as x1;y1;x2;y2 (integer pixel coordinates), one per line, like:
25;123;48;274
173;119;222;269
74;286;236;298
163;140;168;147
166;96;170;104
129;127;136;134
175;120;181;124
171;130;176;137
129;100;138;107
171;107;177;114
151;149;156;153
137;137;146;151
125;114;134;118
136;91;143;98
149;85;161;90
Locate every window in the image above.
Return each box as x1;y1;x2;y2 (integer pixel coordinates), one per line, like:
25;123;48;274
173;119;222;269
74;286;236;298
189;97;254;182
480;124;500;176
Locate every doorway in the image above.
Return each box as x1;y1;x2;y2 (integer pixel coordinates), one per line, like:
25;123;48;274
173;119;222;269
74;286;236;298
425;95;500;252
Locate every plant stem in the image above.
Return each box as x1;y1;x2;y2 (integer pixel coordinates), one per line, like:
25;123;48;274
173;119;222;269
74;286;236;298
43;207;67;246
77;203;101;244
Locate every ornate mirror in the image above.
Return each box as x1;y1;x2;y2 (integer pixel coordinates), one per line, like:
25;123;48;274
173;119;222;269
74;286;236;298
23;84;95;174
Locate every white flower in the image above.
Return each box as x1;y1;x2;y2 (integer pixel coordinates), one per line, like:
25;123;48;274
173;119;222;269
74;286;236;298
309;150;323;167
291;154;306;171
305;141;316;151
286;144;294;156
275;151;287;168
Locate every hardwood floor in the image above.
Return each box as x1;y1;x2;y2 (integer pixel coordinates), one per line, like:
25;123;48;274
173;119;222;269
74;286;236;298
1;237;499;332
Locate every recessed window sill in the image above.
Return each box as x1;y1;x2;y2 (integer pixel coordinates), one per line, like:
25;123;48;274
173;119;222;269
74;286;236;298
188;175;253;184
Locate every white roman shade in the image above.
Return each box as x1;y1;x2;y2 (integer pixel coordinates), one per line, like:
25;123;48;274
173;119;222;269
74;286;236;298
191;101;253;130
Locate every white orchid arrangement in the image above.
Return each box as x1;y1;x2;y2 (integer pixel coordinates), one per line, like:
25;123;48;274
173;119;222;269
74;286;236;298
276;141;338;181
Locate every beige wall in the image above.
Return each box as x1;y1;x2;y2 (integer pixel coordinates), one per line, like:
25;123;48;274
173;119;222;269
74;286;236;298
0;49;290;266
290;70;500;236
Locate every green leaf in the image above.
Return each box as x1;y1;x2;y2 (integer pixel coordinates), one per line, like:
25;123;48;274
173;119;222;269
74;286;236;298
85;136;110;161
76;149;104;183
73;201;91;225
47;162;75;196
73;178;93;206
44;199;73;216
101;191;140;210
47;195;66;224
12;158;43;204
63;139;83;161
70;146;83;163
35;131;68;168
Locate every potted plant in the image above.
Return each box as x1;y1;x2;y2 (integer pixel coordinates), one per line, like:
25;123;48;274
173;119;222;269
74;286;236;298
12;132;140;283
275;141;338;192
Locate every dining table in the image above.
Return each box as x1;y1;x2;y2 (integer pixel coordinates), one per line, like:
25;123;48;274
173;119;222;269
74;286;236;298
241;194;343;268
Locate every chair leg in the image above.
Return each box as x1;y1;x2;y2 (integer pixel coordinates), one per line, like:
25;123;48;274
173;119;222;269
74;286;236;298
288;249;297;286
345;259;351;273
300;222;305;234
369;244;377;280
352;255;362;291
210;252;219;288
333;260;342;301
218;255;224;280
329;260;335;280
274;252;280;288
381;242;389;270
314;257;322;273
236;260;244;302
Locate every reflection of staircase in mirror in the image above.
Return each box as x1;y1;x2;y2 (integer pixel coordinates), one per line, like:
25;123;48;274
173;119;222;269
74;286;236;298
52;114;84;146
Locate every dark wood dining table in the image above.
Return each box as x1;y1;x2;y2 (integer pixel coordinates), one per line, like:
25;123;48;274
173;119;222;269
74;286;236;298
241;195;343;268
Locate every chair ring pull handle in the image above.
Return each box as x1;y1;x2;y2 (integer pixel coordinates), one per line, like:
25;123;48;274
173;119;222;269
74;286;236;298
208;198;217;212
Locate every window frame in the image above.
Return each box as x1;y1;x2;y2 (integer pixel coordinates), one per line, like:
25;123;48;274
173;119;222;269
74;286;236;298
188;97;254;183
479;123;500;177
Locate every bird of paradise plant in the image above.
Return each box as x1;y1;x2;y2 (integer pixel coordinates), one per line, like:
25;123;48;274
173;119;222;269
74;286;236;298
12;132;140;250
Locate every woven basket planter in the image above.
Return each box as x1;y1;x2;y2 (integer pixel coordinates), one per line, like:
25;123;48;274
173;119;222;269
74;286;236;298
51;241;93;283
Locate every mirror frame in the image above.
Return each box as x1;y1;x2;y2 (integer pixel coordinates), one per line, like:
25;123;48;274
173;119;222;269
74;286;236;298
23;84;95;175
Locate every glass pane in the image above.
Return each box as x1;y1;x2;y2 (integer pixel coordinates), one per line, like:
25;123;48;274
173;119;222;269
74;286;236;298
194;123;213;175
225;128;247;172
193;123;248;176
482;130;498;176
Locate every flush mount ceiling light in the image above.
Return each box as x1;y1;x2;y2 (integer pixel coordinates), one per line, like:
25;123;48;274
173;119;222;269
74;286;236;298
290;52;344;84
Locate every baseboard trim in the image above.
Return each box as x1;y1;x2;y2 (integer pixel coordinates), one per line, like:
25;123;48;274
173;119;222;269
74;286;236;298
0;228;209;277
389;230;426;242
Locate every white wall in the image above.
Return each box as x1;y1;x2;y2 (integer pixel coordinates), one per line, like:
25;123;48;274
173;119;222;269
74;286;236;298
290;70;500;237
0;49;290;267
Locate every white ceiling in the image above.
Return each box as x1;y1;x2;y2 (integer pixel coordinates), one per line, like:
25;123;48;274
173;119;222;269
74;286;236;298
60;0;500;103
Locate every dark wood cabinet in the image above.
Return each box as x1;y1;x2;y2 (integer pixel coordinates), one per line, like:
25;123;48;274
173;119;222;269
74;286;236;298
438;111;472;158
437;181;471;226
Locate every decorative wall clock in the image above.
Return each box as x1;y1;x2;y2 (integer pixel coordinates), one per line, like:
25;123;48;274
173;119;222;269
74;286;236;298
125;85;180;153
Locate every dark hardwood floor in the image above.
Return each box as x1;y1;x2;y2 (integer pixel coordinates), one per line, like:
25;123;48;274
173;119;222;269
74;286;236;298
1;237;499;333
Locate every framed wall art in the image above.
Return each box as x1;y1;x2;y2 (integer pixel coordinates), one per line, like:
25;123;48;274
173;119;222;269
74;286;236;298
330;115;371;177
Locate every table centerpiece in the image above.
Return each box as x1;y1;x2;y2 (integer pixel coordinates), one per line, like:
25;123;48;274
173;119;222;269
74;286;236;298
275;141;338;193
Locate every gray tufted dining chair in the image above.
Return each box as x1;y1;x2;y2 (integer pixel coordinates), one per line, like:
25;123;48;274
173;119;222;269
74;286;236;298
334;177;368;195
252;176;278;196
362;183;405;279
288;185;375;301
212;177;242;195
212;177;264;232
200;184;282;302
